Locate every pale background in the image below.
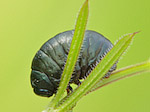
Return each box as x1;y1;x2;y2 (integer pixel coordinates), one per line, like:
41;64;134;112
0;0;150;112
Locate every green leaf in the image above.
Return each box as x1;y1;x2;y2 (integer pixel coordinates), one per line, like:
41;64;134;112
44;0;89;111
55;32;138;111
87;60;150;95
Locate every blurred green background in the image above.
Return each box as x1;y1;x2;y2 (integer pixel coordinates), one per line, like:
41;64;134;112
0;0;150;112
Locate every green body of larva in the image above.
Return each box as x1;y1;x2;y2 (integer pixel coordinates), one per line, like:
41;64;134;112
31;30;117;97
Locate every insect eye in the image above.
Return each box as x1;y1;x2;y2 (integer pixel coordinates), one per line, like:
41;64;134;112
33;79;39;85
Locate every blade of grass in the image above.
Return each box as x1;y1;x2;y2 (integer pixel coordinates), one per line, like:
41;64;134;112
44;0;89;111
55;33;138;111
52;60;150;110
87;60;150;94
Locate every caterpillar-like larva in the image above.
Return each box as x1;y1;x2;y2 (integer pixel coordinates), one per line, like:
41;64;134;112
31;30;117;97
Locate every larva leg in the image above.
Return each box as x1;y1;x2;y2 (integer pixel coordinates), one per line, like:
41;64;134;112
67;85;73;94
74;80;81;86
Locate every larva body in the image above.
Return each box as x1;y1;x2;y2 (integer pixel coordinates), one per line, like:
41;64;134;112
31;30;117;97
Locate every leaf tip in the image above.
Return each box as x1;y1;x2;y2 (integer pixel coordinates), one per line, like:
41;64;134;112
128;31;140;38
134;30;141;34
85;0;89;5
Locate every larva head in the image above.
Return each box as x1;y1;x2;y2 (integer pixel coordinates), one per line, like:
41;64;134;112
31;70;55;97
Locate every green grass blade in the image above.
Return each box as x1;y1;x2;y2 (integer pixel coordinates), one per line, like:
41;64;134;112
54;60;150;110
55;32;138;111
87;60;150;94
44;0;89;111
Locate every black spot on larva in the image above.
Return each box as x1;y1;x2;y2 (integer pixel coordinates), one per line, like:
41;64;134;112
31;30;117;97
